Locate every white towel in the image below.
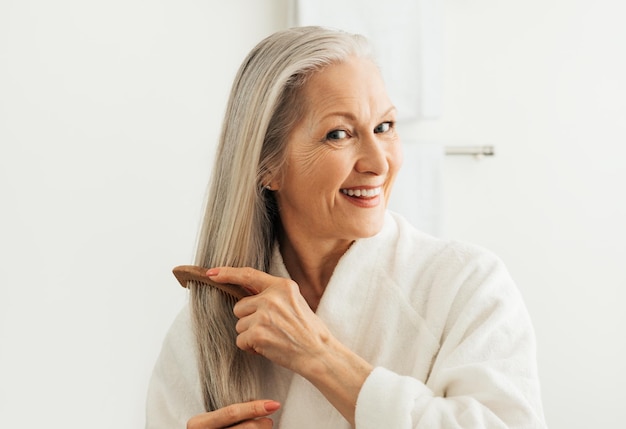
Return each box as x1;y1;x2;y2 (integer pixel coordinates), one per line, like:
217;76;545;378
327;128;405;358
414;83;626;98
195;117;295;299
292;0;443;120
387;141;444;236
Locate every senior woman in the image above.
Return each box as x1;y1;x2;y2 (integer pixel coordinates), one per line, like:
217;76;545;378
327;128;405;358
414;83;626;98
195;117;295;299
146;26;547;428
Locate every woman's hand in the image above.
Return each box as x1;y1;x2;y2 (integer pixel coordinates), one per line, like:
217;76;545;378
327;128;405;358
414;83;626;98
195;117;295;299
186;399;280;428
206;266;373;426
206;267;331;373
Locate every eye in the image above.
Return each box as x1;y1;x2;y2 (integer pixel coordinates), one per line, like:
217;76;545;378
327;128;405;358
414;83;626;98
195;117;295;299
374;122;393;133
326;129;348;140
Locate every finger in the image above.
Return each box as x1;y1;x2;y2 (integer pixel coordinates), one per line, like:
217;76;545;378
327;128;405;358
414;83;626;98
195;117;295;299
234;313;252;334
235;328;262;355
189;400;280;428
207;267;280;294
233;295;258;319
233;311;268;354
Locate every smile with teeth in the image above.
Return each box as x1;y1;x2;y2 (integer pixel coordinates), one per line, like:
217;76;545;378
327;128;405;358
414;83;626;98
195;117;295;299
341;187;382;198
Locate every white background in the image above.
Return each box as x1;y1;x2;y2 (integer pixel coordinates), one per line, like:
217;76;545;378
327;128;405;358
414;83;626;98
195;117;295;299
1;1;624;428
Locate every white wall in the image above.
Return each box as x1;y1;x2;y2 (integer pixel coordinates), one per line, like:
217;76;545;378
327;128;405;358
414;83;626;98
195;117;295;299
0;1;288;427
408;1;626;428
2;1;624;428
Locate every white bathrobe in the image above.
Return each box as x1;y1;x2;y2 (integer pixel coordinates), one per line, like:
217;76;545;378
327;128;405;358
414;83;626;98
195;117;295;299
146;212;547;428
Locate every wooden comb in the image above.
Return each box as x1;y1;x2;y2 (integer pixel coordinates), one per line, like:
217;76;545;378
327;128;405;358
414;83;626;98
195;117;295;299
172;265;253;300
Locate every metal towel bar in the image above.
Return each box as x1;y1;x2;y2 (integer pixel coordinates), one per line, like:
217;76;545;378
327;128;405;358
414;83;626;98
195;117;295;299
445;145;495;157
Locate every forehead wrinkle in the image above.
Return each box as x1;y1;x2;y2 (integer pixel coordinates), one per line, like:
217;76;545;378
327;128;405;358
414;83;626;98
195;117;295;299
304;77;394;126
308;98;374;129
289;57;395;149
311;93;362;119
303;59;391;122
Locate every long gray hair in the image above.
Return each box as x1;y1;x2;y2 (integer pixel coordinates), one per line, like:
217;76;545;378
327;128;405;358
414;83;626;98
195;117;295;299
189;26;372;411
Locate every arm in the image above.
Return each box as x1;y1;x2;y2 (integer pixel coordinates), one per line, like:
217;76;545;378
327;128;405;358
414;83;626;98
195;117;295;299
297;331;373;425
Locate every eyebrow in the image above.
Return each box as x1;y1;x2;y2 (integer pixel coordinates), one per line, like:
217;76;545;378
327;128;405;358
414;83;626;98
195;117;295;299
320;105;397;122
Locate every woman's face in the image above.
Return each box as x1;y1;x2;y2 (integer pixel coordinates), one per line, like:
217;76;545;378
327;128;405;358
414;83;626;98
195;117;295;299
273;56;402;247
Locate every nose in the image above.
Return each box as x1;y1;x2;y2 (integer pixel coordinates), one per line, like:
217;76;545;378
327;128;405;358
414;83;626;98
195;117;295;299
354;133;390;176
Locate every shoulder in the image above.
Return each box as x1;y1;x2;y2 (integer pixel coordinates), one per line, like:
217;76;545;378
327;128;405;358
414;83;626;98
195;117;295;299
378;211;505;281
378;211;522;313
380;212;536;349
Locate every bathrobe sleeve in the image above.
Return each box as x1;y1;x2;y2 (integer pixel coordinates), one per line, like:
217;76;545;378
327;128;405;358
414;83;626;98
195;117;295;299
354;246;547;429
145;305;205;429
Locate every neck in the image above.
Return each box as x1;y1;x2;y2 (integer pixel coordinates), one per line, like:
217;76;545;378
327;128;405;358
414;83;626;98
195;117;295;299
278;229;353;311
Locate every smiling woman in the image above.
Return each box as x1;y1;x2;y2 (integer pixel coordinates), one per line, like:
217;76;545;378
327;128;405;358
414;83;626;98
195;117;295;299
274;56;402;264
146;26;547;429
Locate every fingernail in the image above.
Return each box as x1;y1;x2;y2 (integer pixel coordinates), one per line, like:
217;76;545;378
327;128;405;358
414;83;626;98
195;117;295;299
264;400;281;412
206;268;219;277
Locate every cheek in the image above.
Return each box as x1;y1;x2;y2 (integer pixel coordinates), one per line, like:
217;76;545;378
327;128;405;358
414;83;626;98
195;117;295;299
386;140;404;181
384;143;404;202
290;146;344;184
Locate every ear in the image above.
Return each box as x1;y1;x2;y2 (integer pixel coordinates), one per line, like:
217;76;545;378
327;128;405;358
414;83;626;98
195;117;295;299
261;170;280;191
263;179;280;191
